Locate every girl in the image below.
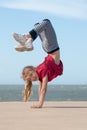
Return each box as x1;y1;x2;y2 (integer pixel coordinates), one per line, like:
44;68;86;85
12;19;63;108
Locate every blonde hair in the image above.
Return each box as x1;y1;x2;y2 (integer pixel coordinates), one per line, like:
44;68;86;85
23;80;32;102
22;66;35;102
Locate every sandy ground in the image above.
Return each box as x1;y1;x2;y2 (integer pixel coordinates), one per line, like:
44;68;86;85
0;101;87;130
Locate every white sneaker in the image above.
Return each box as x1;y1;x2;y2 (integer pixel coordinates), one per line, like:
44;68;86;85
25;38;34;51
12;32;27;45
14;38;34;52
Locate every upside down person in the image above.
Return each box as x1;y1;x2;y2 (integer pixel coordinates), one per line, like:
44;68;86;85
12;19;63;108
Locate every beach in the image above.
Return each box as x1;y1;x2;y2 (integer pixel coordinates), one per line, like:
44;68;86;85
0;102;87;130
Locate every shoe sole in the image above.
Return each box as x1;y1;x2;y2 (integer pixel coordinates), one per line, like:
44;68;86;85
15;46;34;52
15;47;25;52
26;47;34;51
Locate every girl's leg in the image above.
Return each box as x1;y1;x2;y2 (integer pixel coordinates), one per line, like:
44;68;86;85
31;19;60;64
12;19;60;53
29;19;60;53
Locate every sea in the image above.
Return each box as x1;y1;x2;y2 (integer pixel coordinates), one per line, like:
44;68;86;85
0;84;87;102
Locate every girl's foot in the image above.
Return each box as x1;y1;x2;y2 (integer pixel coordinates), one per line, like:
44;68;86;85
12;32;34;52
12;32;27;45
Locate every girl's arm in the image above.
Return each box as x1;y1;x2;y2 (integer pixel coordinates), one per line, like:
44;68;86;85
39;75;48;107
38;81;42;99
30;75;48;108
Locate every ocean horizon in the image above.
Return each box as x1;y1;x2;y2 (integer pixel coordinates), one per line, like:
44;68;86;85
0;84;87;102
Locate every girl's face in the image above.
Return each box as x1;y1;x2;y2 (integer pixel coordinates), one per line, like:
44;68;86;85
24;69;38;81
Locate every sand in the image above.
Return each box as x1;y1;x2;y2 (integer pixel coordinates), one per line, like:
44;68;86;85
0;101;87;130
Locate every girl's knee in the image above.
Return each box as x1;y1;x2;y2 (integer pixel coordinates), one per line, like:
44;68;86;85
34;22;39;26
43;19;50;22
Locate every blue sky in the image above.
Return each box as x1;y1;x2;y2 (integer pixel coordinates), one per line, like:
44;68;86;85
0;0;87;85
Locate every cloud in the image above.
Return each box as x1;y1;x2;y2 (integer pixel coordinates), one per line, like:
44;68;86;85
0;0;87;19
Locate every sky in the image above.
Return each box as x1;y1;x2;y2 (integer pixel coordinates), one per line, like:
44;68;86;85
0;0;87;85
